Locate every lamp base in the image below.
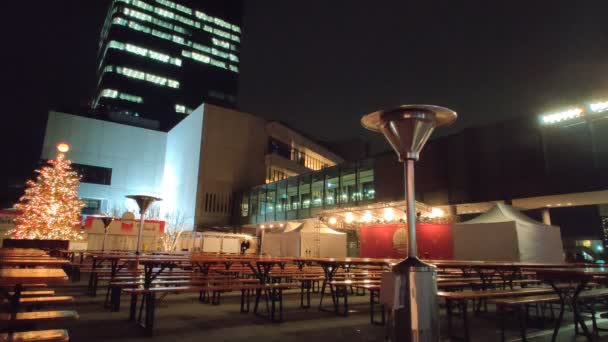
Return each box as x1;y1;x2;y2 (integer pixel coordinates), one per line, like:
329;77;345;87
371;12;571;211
381;257;439;342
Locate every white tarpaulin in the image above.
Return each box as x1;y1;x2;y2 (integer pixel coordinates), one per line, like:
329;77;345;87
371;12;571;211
262;219;347;257
453;203;564;262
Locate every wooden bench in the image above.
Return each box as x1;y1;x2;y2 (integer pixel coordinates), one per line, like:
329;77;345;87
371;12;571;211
107;275;254;310
9;291;55;297
438;287;557;341
329;279;381;316
489;288;608;341
0;310;79;327
107;280;197;311
293;275;325;307
21;284;48;289
123;283;299;335
3;296;74;309
354;284;384;325
0;329;69;342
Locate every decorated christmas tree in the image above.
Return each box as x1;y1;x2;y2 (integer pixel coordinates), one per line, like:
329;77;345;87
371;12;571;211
9;143;84;240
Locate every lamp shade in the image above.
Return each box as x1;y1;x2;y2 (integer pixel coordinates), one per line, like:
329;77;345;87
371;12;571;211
361;105;457;161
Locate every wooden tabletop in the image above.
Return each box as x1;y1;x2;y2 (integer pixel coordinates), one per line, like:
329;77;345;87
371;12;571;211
0;268;68;286
0;258;70;267
530;267;608;279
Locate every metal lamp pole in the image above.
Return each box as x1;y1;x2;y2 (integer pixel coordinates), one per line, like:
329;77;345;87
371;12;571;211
126;195;161;255
362;105;457;342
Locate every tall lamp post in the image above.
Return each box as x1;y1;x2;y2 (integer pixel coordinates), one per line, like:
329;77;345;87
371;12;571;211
126;195;161;255
362;105;456;342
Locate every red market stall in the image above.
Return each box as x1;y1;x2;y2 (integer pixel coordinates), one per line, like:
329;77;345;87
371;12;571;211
359;223;453;259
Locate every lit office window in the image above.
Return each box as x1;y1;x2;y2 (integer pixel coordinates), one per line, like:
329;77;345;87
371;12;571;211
212;38;232;50
123;8;152;22
175;104;193;114
132;0;154;12
193;43;211;53
211;48;228;59
155;0;175;9
181;50;235;72
229;65;239;73
100;88;144;103
155;7;174;19
151;29;171;40
107;40;181;66
176;4;191;15
104;65;180;88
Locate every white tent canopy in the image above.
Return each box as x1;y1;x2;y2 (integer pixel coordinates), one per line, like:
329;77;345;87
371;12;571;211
262;219;347;258
453;203;564;263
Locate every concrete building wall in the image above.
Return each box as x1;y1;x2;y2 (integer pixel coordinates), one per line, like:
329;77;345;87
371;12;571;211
196;105;267;226
162;105;205;226
42;111;166;214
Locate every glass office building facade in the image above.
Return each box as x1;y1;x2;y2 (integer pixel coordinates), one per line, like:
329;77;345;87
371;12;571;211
93;0;243;129
241;159;375;224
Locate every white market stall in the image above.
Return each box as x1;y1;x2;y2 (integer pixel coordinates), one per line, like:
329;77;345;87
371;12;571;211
84;214;165;251
201;232;256;254
453;203;564;263
262;219;347;258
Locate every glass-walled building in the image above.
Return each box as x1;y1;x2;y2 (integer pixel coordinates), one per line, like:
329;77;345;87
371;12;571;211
241;159;374;224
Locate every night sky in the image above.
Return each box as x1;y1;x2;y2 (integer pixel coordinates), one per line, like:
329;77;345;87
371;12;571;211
2;1;608;207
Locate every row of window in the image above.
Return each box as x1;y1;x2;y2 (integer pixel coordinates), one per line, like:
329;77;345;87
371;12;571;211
100;88;144;104
194;10;240;33
241;162;375;220
107;40;182;66
204;192;233;214
118;3;240;42
175;104;193;114
151;0;242;34
111;17;239;73
181;50;238;72
103;65;179;88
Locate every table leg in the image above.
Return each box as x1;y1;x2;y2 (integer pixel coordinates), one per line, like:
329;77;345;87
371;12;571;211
319;264;339;311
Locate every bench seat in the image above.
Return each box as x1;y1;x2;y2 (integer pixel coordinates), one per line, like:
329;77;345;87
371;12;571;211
0;329;69;342
0;310;79;325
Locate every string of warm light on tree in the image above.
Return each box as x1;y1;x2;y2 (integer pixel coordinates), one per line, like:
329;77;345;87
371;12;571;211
9;143;84;240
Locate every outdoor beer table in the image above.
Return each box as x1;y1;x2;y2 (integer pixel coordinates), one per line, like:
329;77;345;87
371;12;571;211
85;252;141;296
428;260;587;290
530;267;608;342
0;268;68;313
300;257;393;313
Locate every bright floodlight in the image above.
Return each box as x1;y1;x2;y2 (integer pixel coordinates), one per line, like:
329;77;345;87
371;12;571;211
344;212;354;224
589;101;608;113
540;108;583;125
428;207;445;218
383;207;395;221
56;142;70;153
328;217;337;225
362;211;372;223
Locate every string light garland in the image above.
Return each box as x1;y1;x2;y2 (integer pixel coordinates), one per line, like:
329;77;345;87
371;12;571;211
9;143;84;240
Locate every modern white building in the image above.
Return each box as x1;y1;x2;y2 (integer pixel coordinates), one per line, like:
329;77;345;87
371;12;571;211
42;104;343;229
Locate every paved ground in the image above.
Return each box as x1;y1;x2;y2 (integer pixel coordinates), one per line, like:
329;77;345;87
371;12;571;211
48;281;608;341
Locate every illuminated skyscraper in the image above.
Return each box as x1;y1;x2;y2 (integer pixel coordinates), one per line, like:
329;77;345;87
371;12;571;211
92;0;243;129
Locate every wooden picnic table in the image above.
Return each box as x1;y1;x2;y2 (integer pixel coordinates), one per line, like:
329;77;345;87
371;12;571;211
293;257;393;313
0;268;68;313
530;267;608;342
428;260;591;289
